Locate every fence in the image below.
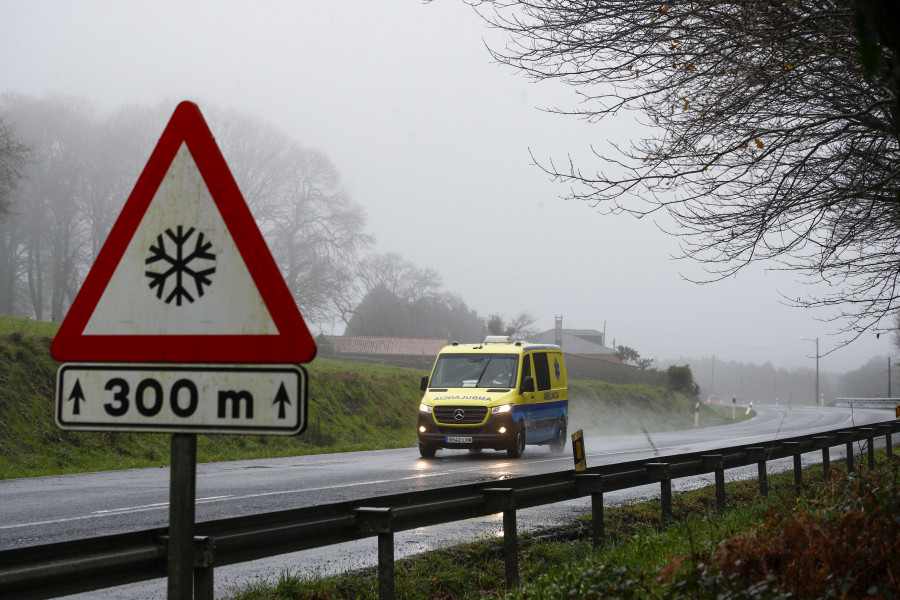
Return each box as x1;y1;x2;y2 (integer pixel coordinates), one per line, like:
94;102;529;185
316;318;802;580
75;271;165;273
1;420;898;600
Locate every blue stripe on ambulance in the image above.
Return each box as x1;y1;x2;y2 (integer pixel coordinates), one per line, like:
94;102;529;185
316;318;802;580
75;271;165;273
510;399;567;442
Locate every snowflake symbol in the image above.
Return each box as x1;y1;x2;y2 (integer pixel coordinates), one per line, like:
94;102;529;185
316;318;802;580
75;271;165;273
145;226;216;306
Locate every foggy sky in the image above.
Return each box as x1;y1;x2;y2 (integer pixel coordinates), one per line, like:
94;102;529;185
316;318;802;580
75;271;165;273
1;0;891;371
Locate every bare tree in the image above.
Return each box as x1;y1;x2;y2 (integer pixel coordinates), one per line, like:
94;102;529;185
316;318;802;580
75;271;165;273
356;252;442;305
1;95;95;320
0;114;28;218
474;0;899;342
0;220;23;314
341;252;443;335
486;311;537;340
212;108;372;326
342;252;486;340
79;103;162;261
0;113;29;313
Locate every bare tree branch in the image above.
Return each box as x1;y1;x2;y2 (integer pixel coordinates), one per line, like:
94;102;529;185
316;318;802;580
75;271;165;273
471;0;899;343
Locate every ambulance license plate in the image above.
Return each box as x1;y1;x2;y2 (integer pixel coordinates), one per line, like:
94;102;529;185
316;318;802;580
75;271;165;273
446;436;473;444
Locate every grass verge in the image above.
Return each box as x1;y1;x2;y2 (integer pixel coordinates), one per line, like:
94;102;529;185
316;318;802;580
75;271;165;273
225;452;899;600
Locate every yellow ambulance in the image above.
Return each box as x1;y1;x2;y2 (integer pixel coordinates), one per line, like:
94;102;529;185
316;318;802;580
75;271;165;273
416;336;568;458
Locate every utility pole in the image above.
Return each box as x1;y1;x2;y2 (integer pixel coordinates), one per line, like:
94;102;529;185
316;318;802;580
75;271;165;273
801;337;820;406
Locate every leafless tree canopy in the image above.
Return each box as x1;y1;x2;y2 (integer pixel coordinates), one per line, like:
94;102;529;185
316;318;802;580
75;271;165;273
486;311;537;340
354;253;442;305
213;108;373;325
475;0;899;338
0;96;371;326
340;252;486;341
0;114;29;217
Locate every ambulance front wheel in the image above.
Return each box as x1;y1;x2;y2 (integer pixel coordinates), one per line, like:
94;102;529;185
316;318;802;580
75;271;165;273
419;442;437;459
507;427;526;458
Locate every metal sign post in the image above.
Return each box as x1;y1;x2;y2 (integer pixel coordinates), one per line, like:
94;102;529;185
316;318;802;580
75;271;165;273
168;433;197;599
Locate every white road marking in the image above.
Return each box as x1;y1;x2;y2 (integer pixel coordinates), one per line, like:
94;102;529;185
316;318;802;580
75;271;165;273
0;428;813;532
2;474;459;530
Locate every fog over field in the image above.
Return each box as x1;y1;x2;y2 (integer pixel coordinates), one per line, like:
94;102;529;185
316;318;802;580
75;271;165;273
1;0;892;374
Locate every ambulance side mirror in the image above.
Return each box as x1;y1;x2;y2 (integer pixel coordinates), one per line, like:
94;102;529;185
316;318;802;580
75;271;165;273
420;376;429;391
520;376;535;394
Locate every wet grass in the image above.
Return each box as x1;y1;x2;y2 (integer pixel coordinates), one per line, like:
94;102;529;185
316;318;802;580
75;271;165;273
0;314;59;338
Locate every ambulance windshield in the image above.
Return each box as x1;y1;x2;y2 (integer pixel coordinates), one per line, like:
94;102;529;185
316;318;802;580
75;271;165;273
430;354;518;388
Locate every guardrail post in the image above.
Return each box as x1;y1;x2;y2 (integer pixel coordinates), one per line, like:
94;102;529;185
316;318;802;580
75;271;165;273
813;436;831;480
646;463;672;525
575;474;604;547
356;507;395;600
838;431;855;472
782;442;803;493
860;428;875;469
702;455;726;511
879;423;894;457
484;488;518;589
746;448;768;497
193;536;215;600
878;423;894;457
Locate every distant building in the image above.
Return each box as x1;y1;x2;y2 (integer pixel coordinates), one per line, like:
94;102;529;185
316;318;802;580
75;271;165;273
317;335;445;369
532;324;633;381
532;328;618;360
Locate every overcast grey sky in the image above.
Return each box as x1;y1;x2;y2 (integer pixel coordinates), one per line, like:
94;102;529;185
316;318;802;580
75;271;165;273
1;0;892;371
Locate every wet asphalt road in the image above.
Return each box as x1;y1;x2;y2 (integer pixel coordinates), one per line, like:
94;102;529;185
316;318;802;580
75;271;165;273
1;404;894;598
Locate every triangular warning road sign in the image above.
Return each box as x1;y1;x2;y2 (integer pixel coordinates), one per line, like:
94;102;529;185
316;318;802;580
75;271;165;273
51;101;317;363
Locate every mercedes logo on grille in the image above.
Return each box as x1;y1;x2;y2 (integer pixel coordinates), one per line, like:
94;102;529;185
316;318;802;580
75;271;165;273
453;409;466;421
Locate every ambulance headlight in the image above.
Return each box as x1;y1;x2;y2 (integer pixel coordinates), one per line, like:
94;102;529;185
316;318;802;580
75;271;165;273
419;404;433;414
491;404;513;414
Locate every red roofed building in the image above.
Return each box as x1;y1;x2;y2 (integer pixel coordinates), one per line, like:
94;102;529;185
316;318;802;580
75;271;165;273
317;335;446;369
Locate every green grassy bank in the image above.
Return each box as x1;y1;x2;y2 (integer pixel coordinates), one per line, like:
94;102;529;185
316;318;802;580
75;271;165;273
0;314;731;479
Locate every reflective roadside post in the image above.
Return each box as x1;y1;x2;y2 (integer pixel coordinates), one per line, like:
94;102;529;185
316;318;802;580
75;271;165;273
571;429;586;471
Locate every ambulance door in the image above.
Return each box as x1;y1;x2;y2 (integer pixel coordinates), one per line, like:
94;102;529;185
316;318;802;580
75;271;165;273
518;353;535;433
530;351;556;442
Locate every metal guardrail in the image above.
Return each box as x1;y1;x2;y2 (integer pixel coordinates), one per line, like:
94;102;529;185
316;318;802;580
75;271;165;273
1;420;898;600
832;398;900;411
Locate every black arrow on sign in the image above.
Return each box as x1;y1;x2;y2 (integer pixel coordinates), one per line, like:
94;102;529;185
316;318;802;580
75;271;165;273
273;382;291;419
69;379;85;415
